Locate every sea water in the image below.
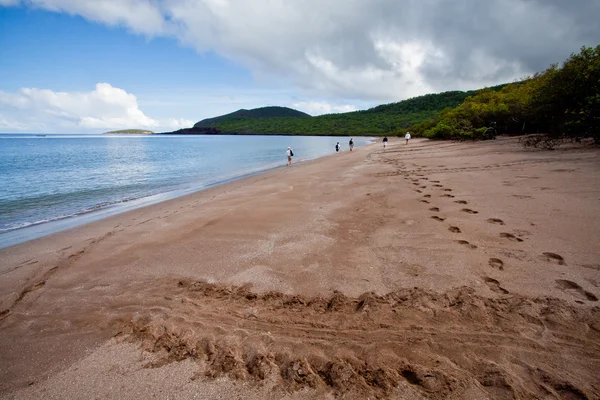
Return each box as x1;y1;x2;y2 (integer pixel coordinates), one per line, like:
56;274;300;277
0;134;371;247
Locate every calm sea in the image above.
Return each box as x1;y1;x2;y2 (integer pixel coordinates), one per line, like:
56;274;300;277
0;134;371;247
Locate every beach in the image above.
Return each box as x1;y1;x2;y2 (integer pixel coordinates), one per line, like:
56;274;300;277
1;137;599;399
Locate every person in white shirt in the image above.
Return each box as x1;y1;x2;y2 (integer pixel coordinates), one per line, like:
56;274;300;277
286;147;293;166
405;132;411;145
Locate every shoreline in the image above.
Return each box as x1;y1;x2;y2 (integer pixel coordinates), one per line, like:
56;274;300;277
1;137;598;399
0;140;375;250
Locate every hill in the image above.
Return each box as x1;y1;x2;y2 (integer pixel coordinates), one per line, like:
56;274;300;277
412;45;599;144
163;89;504;136
104;129;155;134
194;106;310;127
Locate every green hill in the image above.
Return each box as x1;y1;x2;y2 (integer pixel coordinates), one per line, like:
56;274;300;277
169;89;506;136
194;106;310;127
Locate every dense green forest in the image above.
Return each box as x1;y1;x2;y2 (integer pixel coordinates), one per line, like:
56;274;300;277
412;45;600;143
173;89;502;136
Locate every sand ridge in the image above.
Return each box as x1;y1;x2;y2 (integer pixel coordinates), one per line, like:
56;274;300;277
0;137;599;399
109;278;599;399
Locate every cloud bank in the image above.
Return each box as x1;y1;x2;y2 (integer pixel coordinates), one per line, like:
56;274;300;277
5;0;600;102
0;83;194;132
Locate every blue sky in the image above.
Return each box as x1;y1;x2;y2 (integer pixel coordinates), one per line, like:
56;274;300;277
0;0;598;133
0;6;319;132
0;8;252;91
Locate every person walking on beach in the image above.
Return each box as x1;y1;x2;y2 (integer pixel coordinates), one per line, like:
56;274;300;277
335;142;341;153
405;132;411;145
383;136;388;148
286;147;294;166
349;138;354;151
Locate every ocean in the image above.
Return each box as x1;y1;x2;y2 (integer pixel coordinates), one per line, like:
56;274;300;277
0;134;372;248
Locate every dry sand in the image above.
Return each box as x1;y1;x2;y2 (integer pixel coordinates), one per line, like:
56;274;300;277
0;137;599;399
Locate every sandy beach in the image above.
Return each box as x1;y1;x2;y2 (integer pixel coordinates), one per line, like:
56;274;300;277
1;137;599;399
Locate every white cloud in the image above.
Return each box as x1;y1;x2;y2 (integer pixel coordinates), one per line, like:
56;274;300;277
0;83;193;132
292;101;357;116
3;0;600;102
164;117;195;129
0;114;30;130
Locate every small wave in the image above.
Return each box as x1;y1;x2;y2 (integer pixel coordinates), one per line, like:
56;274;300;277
0;215;74;233
0;192;167;234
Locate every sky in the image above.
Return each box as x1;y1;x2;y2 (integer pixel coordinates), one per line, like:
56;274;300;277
0;0;599;133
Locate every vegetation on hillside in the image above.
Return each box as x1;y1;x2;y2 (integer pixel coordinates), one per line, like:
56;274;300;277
104;129;155;134
187;90;501;136
195;106;310;127
411;45;600;144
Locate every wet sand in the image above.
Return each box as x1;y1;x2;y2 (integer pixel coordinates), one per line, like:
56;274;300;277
1;137;599;399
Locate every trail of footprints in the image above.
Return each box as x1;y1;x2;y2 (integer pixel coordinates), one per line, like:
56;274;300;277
397;162;596;303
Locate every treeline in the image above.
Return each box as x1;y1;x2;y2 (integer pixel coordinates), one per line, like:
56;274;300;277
191;90;494;136
410;45;600;143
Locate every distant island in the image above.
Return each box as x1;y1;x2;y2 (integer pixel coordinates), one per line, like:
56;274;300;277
104;129;155;134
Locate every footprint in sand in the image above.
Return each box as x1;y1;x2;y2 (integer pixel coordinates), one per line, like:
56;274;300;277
16;259;39;267
500;232;524;242
461;208;478;214
419;186;427;189
556;280;598;301
542;252;566;265
429;207;440;212
448;226;461;233
433;184;443;188
415;190;422;193
431;180;440;183
32;280;46;290
431;216;446;222
454;200;468;205
443;189;452;192
420;200;430;204
442;194;455;198
423;194;431;198
484;277;509;294
456;240;477;249
488;258;504;271
487;218;505;225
